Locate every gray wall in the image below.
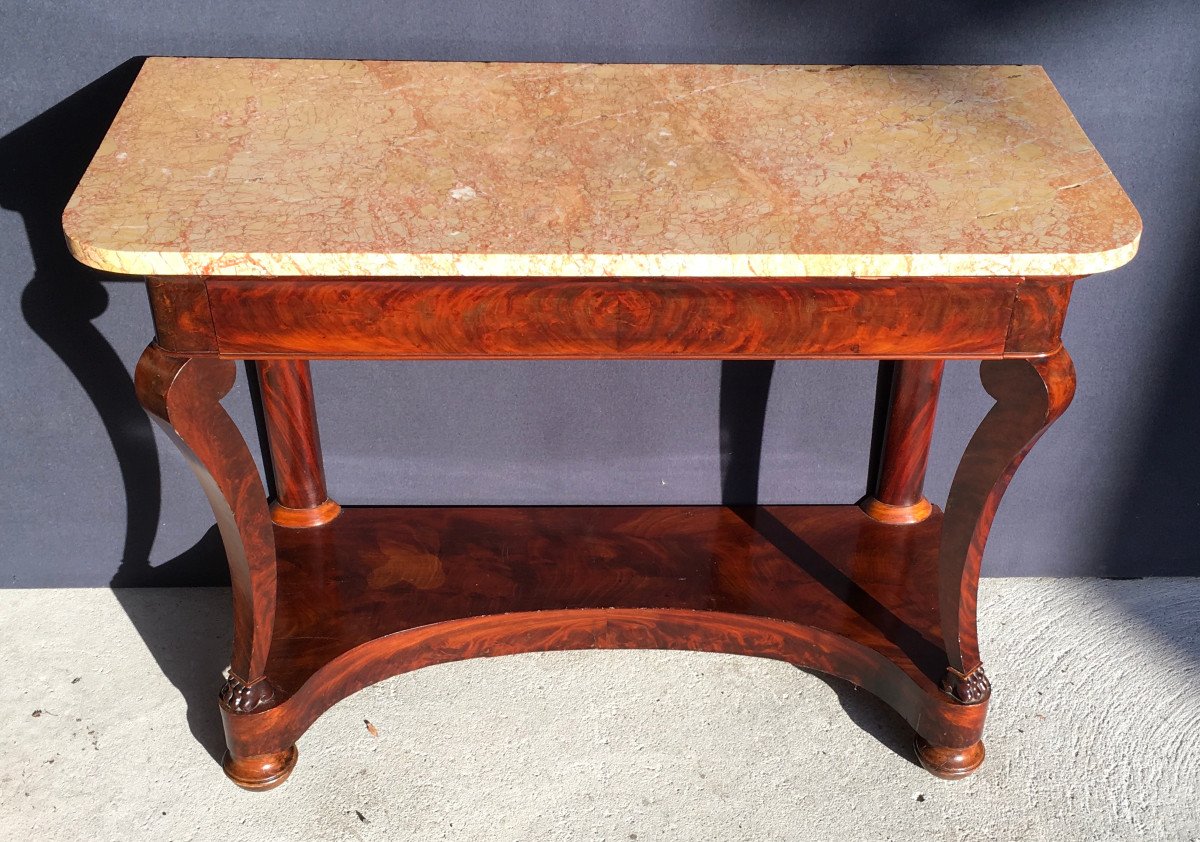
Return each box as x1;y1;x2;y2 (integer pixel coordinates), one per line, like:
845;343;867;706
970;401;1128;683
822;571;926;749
2;1;1197;587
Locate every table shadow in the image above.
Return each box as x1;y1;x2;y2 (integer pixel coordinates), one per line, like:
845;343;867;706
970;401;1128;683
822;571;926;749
807;671;921;766
2;58;236;763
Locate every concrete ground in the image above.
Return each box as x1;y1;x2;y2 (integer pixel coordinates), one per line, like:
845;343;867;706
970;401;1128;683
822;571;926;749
1;579;1197;841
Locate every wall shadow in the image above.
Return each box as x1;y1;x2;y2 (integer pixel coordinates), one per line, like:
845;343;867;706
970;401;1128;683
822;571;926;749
1;59;232;762
718;360;775;506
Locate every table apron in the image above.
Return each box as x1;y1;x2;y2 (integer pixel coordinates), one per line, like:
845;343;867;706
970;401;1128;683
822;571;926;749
146;276;1074;360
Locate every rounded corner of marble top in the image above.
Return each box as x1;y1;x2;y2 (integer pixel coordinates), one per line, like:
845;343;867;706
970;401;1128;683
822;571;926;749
60;218;140;277
1073;214;1143;277
57;59;1146;282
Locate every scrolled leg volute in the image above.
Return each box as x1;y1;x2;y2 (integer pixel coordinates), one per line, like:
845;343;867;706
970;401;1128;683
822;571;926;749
134;343;286;789
920;347;1076;777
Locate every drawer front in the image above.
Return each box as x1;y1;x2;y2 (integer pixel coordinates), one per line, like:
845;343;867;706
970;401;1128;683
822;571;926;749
193;277;1025;360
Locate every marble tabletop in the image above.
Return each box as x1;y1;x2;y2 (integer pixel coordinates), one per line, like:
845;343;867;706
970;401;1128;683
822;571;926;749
63;57;1141;278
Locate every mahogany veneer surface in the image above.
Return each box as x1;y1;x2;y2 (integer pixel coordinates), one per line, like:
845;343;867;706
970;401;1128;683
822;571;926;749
68;56;1141;786
267;505;947;695
63;58;1140;278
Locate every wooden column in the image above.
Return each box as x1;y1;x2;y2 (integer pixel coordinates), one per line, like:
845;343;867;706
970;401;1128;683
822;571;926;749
860;359;945;524
255;360;341;528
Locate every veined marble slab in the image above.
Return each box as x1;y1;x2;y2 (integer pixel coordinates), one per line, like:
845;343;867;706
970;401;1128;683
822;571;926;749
63;58;1141;278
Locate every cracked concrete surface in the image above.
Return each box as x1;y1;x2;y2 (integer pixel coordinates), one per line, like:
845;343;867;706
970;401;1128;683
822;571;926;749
1;579;1197;841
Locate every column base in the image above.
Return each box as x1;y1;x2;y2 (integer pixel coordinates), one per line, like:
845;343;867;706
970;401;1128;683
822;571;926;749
270;498;342;528
857;495;934;525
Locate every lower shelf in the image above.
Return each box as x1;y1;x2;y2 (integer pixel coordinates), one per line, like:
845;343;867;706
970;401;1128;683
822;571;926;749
247;504;974;750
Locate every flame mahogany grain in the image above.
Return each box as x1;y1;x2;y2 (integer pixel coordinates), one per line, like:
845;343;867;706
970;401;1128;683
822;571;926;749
938;348;1076;679
132;270;1084;788
220;504;989;760
1005;278;1076;356
145;275;1078;360
861;360;944;524
134;345;276;685
141;276;1072;360
254;360;340;526
146;276;217;353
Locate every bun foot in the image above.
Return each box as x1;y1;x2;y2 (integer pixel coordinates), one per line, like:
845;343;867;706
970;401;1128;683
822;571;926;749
914;736;984;780
222;745;298;791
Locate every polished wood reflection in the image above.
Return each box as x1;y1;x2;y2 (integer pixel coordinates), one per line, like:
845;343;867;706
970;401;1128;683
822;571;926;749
134;344;276;685
139;276;1081;360
254;359;341;527
220;503;990;762
862;359;945;524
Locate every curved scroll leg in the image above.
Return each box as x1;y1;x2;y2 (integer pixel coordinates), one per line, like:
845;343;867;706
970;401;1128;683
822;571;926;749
925;347;1076;776
134;344;296;789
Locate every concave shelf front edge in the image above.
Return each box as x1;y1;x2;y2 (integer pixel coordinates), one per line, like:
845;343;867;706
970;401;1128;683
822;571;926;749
223;504;987;757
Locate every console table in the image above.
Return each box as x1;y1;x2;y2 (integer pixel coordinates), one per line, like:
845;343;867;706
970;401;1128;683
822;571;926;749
63;58;1141;789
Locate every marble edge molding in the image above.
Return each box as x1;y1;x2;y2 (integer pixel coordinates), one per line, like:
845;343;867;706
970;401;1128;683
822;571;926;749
62;230;1141;279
